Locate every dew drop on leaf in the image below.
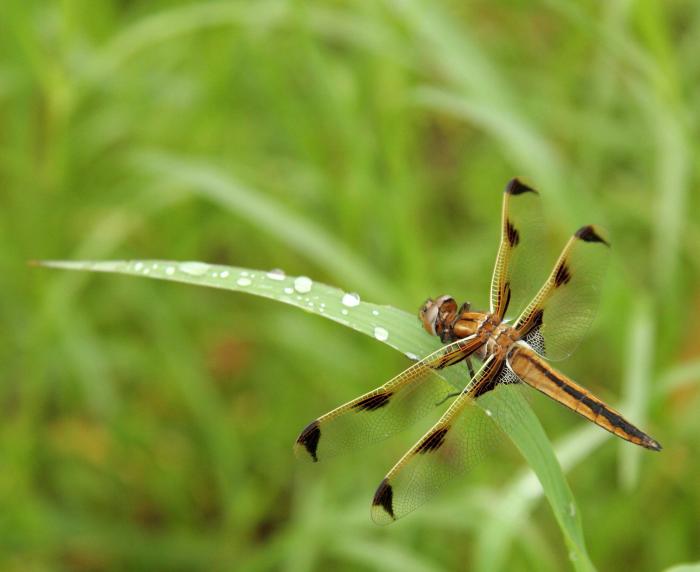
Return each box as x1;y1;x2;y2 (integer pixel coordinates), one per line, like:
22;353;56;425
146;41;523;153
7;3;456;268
341;292;361;307
266;268;286;281
294;276;313;293
373;327;389;341
179;262;210;276
237;277;252;286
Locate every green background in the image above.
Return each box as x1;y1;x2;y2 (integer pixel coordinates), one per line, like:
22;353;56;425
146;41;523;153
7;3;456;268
2;1;699;570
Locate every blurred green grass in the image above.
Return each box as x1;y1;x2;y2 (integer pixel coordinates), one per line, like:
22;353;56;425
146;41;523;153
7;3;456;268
1;0;699;571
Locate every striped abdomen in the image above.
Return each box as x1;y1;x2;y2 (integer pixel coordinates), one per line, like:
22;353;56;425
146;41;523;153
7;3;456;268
508;345;661;451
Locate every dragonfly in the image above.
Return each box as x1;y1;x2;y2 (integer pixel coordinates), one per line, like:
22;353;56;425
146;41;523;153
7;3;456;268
294;178;661;524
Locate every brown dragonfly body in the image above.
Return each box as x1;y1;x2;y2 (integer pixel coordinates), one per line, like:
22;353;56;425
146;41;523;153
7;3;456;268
295;178;661;524
420;294;659;451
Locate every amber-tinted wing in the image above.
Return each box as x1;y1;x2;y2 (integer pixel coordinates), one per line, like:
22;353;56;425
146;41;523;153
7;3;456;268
371;355;509;524
490;179;547;321
515;225;610;361
508;343;661;450
294;335;484;463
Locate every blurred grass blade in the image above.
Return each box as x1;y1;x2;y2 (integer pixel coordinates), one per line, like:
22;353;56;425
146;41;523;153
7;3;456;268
618;298;655;490
37;259;594;569
660;359;700;392
662;564;700;572
131;151;397;302
414;87;562;195
648;108;690;295
330;538;444;572
89;1;287;78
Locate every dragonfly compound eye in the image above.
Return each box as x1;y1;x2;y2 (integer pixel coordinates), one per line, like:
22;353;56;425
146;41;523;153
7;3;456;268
419;298;440;335
420;295;456;336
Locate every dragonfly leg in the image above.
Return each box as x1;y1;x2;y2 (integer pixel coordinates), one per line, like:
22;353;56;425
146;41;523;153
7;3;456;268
466;357;475;378
435;391;461;406
434;357;478;406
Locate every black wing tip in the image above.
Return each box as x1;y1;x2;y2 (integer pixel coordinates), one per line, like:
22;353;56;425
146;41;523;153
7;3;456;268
295;420;321;462
372;478;395;520
575;225;610;246
505;178;538;195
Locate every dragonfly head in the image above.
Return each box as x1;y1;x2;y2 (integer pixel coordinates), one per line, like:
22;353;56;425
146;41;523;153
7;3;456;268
420;295;458;338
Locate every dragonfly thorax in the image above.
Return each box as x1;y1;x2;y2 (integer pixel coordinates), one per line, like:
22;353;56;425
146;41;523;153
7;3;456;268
481;321;521;360
427;301;521;360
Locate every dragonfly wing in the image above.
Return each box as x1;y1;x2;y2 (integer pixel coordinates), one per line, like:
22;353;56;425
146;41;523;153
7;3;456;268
490;179;547;321
371;356;506;524
515;225;610;361
294;336;484;462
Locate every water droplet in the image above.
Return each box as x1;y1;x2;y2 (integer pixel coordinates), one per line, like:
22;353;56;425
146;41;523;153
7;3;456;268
284;287;294;295
165;267;175;276
179;262;210;276
212;272;219;278
240;271;249;277
373;327;389;341
134;262;144;271
319;308;324;313
220;270;229;278
294;276;313;293
341;309;349;315
485;409;493;417
405;352;418;360
372;309;379;316
569;502;576;517
341;292;361;307
143;268;150;274
236;277;252;286
266;268;286;281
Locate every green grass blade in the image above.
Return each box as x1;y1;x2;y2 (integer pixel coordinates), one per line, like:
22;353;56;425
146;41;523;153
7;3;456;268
36;259;594;569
